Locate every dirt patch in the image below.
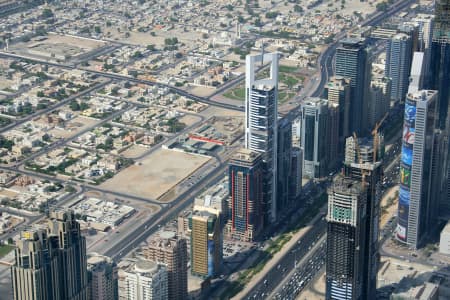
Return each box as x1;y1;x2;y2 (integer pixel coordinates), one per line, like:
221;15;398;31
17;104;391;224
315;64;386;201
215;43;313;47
120;144;149;159
100;148;209;201
49;116;98;139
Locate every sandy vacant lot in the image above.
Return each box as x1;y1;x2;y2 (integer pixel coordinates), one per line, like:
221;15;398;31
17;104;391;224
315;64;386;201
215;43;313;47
178;114;202;127
101;149;209;201
120;144;149;159
49;116;98;139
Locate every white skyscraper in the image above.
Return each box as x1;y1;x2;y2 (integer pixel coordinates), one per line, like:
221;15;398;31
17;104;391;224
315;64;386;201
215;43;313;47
413;14;435;51
245;52;279;222
396;90;438;249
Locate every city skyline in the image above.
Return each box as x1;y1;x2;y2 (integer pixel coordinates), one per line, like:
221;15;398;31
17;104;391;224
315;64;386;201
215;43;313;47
2;1;450;299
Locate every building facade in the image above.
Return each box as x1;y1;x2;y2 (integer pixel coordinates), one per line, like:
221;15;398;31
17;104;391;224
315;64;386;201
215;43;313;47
300;98;329;179
327;102;340;170
325;176;368;300
343;159;383;299
227;148;264;241
189;209;222;278
396;90;437;249
11;228;61;300
11;210;88;300
47;210;88;300
335;38;370;134
141;231;188;300
431;0;450;130
413;14;435;51
368;75;391;129
289;147;303;200
430;0;450;221
324;76;351;147
87;253;118;300
118;259;168;300
245;52;279;222
277;118;292;212
385;33;413;103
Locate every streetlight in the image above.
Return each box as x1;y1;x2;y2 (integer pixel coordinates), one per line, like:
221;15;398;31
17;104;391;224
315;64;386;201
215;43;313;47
292;248;301;268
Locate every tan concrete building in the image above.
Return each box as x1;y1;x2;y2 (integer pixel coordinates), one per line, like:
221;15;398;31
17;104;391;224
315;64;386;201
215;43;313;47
142;231;188;300
87;253;118;300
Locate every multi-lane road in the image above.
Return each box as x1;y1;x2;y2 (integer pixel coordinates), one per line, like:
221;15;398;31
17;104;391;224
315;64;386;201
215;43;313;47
245;218;327;299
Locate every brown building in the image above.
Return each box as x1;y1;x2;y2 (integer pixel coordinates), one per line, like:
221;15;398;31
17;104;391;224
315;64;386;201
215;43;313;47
141;231;188;300
87;253;118;300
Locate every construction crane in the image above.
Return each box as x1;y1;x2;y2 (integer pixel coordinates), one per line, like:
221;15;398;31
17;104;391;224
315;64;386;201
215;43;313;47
372;113;388;163
352;132;368;188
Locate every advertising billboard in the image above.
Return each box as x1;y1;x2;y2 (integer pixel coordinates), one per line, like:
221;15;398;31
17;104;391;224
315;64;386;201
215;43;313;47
400;165;411;187
397;98;416;243
403;125;415;145
396;186;410;242
401;146;413;166
404;100;416;125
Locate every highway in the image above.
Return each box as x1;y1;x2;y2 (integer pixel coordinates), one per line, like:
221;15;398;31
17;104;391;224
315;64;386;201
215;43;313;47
273;239;327;300
245;218;327;299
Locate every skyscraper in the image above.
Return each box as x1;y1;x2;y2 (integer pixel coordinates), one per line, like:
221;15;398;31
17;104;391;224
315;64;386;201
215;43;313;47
300;97;329;179
87;253;118;300
11;210;88;300
289;147;303;201
327;102;340;170
118;259;168;300
385;33;413;103
324;76;351;147
430;0;450;130
368;75;391;128
11;228;60;300
408;52;426;94
326;176;368;300
344;135;385;165
292;117;301;147
245;52;279;222
399;22;420;54
277;118;292;211
396;90;437;249
412;14;434;86
189;208;222;278
142;231;188;300
227;148;264;241
343;137;383;299
430;1;450;220
47;210;88;300
335;38;370;133
413;14;434;51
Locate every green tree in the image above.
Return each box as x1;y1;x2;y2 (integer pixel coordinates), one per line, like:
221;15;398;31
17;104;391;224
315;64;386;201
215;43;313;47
294;5;303;13
69;100;80;111
41;8;54;19
376;2;388;11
